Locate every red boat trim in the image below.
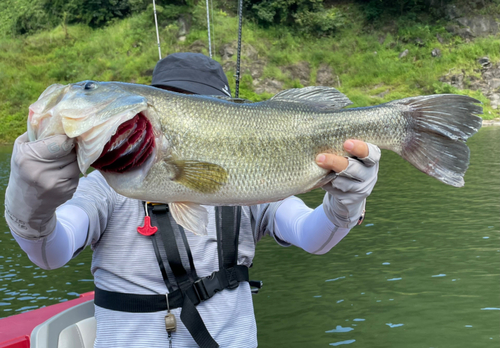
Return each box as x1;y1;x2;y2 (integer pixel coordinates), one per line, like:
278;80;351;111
0;292;95;348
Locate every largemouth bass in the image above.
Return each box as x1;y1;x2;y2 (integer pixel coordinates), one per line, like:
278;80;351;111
28;81;482;234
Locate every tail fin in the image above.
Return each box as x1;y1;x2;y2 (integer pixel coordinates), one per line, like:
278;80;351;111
388;94;483;187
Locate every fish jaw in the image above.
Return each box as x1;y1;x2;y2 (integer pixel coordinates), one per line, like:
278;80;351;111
28;84;69;141
28;81;152;174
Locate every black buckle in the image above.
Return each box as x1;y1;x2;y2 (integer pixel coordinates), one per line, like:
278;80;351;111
192;272;224;303
249;280;263;295
152;204;168;214
224;268;239;290
193;278;209;303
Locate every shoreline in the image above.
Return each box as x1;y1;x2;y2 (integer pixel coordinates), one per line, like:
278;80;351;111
482;118;500;127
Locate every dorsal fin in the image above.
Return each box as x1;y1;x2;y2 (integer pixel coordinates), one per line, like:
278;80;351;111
270;86;353;110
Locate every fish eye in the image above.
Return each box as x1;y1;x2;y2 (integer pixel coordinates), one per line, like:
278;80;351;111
84;81;97;90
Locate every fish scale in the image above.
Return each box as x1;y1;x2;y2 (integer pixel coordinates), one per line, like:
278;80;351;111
27;81;482;234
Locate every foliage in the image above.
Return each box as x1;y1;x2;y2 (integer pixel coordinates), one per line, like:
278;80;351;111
355;0;454;20
0;2;498;143
0;0;192;36
243;0;346;35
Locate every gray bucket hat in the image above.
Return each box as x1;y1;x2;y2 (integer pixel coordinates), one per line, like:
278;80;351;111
151;52;232;97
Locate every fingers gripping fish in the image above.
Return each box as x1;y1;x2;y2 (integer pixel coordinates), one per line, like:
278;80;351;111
27;81;483;235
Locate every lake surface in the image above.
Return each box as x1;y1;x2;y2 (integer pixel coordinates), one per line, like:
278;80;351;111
1;127;499;347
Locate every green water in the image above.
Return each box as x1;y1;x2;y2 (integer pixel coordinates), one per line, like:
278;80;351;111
1;128;499;347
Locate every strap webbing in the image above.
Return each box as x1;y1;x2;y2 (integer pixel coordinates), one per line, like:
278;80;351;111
143;203;174;293
152;204;242;348
105;203;244;348
94;265;249;313
215;206;241;269
151;234;174;293
150;205;193;287
181;296;218;348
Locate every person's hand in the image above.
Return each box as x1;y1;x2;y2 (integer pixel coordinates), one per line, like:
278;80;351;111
315;140;381;228
4;133;80;239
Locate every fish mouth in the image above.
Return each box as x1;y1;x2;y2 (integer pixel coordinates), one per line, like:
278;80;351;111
91;112;155;173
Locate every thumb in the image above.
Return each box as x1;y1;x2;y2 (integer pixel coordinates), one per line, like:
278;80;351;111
344;140;369;158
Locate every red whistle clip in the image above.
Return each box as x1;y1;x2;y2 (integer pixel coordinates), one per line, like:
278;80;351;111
137;216;158;236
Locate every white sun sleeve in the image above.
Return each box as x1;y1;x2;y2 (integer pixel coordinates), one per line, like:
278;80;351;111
273;196;351;255
11;204;89;270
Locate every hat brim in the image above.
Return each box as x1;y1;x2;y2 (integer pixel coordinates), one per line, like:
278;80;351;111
152;80;230;97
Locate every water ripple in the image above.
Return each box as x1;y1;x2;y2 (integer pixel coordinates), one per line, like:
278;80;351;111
326;325;354;333
330;340;356;346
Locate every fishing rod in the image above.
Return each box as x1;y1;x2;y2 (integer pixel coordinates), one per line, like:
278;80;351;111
234;0;243;98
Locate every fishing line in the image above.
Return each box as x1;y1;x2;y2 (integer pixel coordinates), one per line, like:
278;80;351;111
206;0;212;58
153;0;162;60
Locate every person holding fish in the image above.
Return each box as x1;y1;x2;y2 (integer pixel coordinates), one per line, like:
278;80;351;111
6;52;388;347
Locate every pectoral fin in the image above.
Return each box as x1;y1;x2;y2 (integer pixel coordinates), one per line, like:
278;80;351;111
167;159;228;193
169;202;209;236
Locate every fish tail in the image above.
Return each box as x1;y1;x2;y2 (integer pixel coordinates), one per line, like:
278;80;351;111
388;94;483;187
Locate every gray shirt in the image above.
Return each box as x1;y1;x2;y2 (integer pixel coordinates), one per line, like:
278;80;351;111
66;171;286;348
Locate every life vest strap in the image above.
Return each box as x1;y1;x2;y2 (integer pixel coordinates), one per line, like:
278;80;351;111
94;264;249;313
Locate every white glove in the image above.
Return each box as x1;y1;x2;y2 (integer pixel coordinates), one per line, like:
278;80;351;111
5;133;80;239
322;143;381;228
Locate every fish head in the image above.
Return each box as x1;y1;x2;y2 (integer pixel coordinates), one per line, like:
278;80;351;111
28;81;160;176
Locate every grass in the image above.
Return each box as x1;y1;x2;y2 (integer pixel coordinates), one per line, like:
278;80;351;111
0;4;498;143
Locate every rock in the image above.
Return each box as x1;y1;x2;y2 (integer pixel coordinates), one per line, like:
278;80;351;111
219;43;235;61
223;59;235;70
490;94;500;109
415;37;425;47
458;27;476;40
450;74;464;89
316;64;335;86
188;40;206;53
219;42;258;61
478;56;491;68
254;79;283;95
482;117;500;126
440;60;500;114
249;60;266;79
489;78;500;90
436;33;444;44
446;25;476;40
399;49;409;59
431;48;441;57
178;36;186;42
283;61;311;86
456;16;499;37
178;18;188;36
445;4;463;20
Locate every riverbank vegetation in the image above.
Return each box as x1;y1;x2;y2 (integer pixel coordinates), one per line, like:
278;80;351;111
0;0;499;143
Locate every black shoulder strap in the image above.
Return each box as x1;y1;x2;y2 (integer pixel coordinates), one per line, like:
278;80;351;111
215;206;242;269
150;204;195;289
151;204;218;348
152;204;242;348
